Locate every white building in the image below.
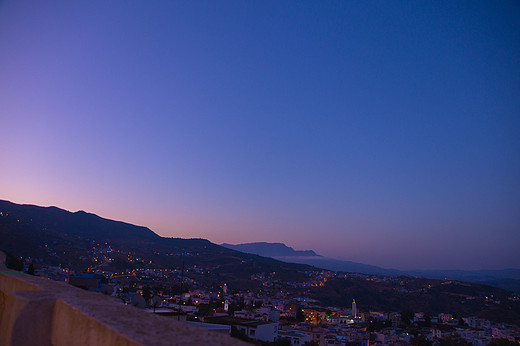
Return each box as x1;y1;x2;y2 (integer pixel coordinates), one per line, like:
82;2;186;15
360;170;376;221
233;320;278;342
277;330;311;346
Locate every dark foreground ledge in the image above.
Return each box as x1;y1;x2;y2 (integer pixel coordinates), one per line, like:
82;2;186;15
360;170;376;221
0;252;245;346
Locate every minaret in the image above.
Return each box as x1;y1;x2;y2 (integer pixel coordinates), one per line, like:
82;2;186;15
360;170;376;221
352;299;357;318
223;283;228;312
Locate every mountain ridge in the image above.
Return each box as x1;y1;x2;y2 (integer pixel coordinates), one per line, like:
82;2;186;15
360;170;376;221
223;241;520;292
0;199;314;284
2;198;520;295
221;242;319;257
2;199;520;325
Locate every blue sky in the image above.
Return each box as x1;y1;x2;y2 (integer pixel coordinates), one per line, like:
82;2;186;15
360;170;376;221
1;1;519;270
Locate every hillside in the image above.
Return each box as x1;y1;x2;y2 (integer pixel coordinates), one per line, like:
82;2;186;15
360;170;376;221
1;200;519;325
0;200;313;285
310;275;520;325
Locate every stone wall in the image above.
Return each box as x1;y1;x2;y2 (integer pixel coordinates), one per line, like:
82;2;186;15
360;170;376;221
0;252;245;345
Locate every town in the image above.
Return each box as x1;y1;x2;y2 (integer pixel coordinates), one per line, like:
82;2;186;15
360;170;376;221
13;241;520;346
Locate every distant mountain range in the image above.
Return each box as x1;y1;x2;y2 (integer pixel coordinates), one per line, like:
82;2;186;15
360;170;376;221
222;242;396;276
2;199;520;324
221;242;318;257
221;242;520;293
3;198;518;293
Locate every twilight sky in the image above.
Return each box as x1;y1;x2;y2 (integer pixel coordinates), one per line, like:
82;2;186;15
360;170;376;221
1;1;519;270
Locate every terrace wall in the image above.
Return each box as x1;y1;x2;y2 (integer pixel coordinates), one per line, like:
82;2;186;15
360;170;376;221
0;252;244;345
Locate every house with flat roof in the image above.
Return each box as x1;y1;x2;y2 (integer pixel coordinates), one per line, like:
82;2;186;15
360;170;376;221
205;316;278;342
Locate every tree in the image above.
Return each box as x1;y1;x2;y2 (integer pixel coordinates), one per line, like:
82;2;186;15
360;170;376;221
410;335;433;346
438;334;471;346
401;310;414;325
4;251;23;271
488;339;517;346
151;296;162;313
230;326;250;342
142;286;152;302
275;338;291;346
296;307;305;322
368;319;391;332
303;342;319;346
423;314;431;327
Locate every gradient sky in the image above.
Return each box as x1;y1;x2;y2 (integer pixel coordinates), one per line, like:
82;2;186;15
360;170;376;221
1;1;519;270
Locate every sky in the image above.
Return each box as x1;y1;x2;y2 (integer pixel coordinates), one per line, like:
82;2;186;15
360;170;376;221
0;1;519;271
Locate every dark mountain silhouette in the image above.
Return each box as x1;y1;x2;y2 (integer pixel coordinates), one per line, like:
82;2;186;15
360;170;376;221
3;199;517;292
221;242;318;257
0;200;159;241
0;199;313;283
2;200;519;324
